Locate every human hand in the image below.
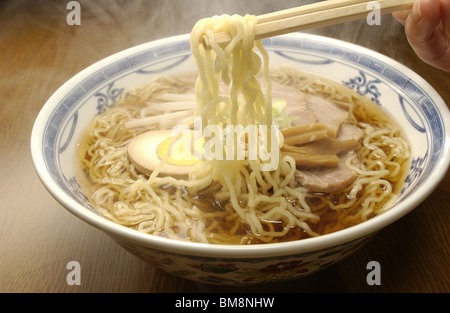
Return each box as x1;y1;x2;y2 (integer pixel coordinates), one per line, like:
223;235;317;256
393;0;450;72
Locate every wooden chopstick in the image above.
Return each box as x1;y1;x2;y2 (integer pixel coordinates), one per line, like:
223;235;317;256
256;0;375;24
202;0;415;48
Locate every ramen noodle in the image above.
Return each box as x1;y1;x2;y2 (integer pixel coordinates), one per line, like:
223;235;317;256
77;14;410;244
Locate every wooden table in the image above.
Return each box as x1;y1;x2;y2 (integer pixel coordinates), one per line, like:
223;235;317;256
1;0;448;293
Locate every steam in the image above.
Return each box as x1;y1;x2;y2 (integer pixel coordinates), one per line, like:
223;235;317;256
69;0;317;45
2;0;403;58
1;0;318;126
1;0;405;125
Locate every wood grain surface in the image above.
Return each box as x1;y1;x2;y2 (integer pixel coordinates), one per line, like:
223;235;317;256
0;0;448;293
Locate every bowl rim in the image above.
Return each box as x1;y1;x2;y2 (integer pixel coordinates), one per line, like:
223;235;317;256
31;32;450;258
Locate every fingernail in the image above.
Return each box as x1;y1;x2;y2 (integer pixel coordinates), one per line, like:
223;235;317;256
410;0;422;22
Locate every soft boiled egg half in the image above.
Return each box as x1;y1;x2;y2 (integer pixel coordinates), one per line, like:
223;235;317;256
127;130;203;177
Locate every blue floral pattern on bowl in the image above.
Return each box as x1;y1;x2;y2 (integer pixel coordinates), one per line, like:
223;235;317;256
112;234;370;285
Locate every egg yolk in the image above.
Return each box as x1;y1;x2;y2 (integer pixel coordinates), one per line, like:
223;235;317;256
156;132;203;166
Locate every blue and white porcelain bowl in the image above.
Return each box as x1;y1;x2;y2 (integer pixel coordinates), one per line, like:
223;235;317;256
31;33;450;285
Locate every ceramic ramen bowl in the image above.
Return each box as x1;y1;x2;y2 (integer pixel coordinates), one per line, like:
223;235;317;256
31;33;450;285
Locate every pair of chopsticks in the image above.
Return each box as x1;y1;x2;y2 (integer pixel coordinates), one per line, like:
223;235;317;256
202;0;415;48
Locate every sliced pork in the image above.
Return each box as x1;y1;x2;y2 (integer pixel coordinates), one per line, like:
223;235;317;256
294;151;359;193
276;83;363;194
304;94;349;136
337;124;363;142
272;82;318;126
